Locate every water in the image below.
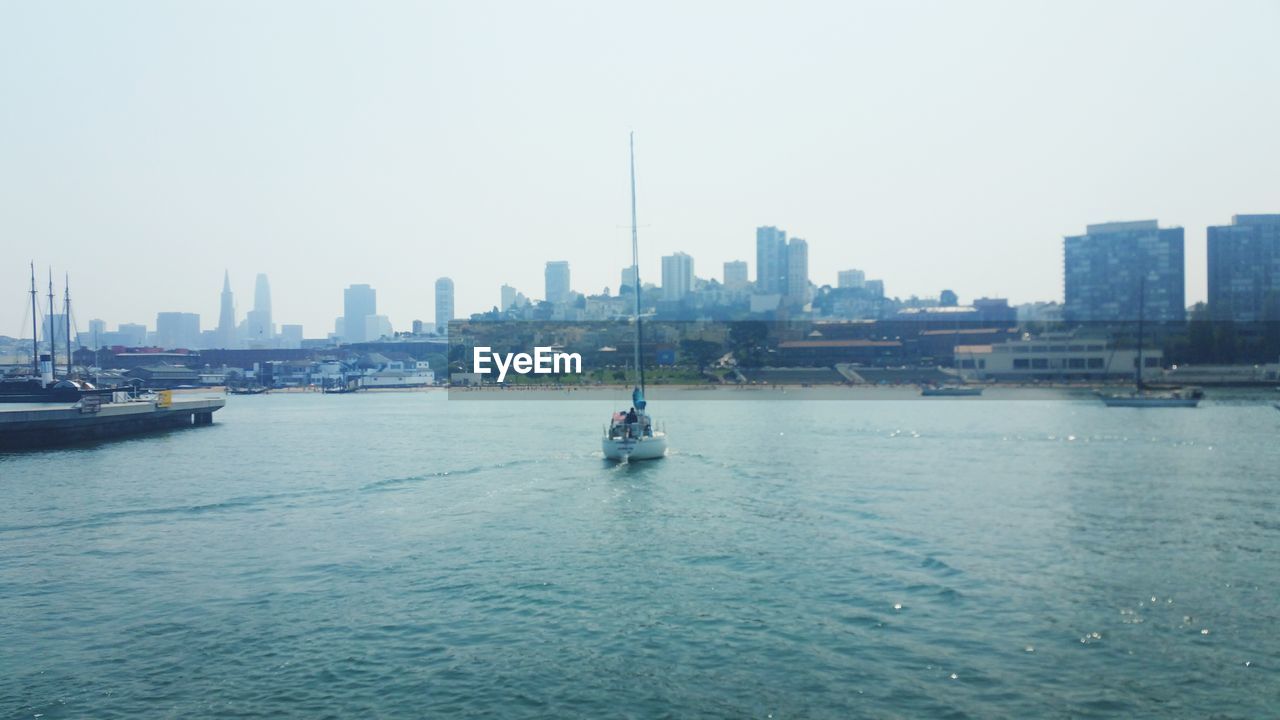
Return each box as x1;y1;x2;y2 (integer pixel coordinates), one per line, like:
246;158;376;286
2;392;1278;718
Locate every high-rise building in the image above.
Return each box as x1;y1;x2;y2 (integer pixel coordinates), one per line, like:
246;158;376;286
216;271;238;348
661;252;694;302
756;226;788;294
435;277;454;335
545;261;571;304
245;273;274;343
279;324;304;349
723;261;749;291
42;314;69;353
1207;214;1280;322
838;269;866;289
117;323;147;347
86;318;107;349
620;266;638;293
501;284;519;311
343;284;377;343
156;312;201;349
364;315;392;341
785;238;809;307
1064;220;1185;322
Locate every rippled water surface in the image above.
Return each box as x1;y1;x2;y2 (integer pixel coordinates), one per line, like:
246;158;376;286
2;392;1278;718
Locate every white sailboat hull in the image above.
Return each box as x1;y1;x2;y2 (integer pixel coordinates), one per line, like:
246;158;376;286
603;431;668;462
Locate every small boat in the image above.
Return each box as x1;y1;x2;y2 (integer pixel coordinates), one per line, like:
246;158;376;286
602;133;667;463
229;386;269;396
921;385;982;397
1100;389;1203;408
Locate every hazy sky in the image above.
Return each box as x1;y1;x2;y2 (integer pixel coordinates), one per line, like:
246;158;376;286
3;0;1278;338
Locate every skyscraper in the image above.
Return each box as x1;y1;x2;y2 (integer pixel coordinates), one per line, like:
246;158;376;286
435;277;454;335
785;238;809;307
620;266;638;292
343;284;377;343
545;261;571;304
1208;214;1280;322
756;226;788;294
87;318;107;349
837;269;866;289
723;261;749;291
661;252;694;302
1064;220;1185;322
216;270;237;348
245;273;273;343
501;284;519;311
156;312;200;349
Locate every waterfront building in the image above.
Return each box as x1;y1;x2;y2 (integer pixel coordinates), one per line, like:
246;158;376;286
1207;214;1280;322
661;252;694;302
954;334;1163;381
435;277;454;335
1064;220;1185;322
216;270;237;348
545;261;571;304
155;312;201;350
723;260;749;291
343;284;377;343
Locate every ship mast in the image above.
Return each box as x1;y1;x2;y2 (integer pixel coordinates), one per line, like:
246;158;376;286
1135;276;1145;391
29;262;38;375
64;274;72;378
47;269;57;380
629;132;646;397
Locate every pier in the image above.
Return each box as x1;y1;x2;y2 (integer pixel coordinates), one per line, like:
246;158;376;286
0;389;226;450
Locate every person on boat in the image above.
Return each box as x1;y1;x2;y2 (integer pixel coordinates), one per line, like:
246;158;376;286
625;407;638;424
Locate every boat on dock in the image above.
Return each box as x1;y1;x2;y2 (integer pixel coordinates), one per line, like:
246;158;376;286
1;264;226;449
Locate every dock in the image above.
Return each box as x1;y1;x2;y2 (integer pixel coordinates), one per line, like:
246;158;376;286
0;389;227;450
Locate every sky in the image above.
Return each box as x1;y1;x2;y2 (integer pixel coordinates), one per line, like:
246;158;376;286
2;0;1278;338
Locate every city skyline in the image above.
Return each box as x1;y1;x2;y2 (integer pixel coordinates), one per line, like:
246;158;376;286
3;2;1278;336
10;208;1280;343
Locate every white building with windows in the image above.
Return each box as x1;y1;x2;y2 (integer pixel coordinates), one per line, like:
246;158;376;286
954;335;1162;381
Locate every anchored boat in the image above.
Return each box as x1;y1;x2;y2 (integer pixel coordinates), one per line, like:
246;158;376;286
1100;277;1200;408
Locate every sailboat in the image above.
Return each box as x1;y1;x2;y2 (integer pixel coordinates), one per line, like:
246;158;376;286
602;133;669;462
1100;277;1201;408
0;264;115;403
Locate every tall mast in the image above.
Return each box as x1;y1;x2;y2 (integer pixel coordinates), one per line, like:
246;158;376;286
47;269;57;379
1135;276;1145;390
629;131;645;394
64;274;72;377
29;262;38;375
